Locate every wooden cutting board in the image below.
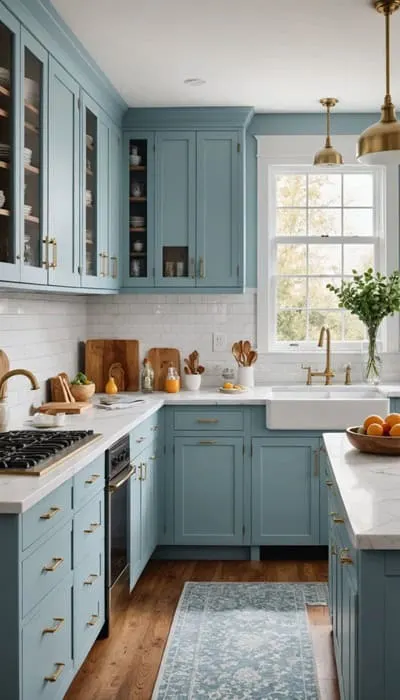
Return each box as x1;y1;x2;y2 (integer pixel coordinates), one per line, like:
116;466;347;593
85;340;139;392
39;402;91;414
0;350;10;396
148;348;181;391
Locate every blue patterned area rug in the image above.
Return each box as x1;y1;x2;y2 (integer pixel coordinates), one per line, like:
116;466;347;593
152;582;328;700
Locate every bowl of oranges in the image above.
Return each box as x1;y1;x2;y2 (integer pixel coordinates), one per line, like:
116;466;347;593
346;413;400;455
219;382;247;394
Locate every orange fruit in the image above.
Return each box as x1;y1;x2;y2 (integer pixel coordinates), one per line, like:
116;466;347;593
223;382;233;389
363;415;384;430
390;424;400;437
382;421;391;435
385;413;400;428
367;423;384;436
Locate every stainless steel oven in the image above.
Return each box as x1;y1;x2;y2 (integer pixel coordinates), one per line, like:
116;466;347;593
103;434;133;636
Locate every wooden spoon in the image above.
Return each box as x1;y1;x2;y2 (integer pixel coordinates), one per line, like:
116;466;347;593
243;340;251;366
184;358;193;374
248;350;258;366
232;342;242;366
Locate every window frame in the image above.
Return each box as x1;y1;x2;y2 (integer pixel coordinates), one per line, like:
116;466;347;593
256;135;399;355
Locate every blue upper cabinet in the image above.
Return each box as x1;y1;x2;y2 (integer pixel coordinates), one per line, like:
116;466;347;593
47;57;80;287
107;121;121;290
196;131;243;288
0;6;21;282
155;131;196;287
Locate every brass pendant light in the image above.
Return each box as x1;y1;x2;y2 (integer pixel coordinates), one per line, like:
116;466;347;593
314;98;343;166
357;0;400;164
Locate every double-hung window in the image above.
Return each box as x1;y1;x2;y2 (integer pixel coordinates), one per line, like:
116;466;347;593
264;165;385;351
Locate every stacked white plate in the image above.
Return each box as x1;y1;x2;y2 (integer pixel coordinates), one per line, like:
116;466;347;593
24;147;32;166
24;204;32;218
86;134;94;148
0;67;10;87
0;143;10;162
86;189;92;206
131;216;144;227
24;77;39;106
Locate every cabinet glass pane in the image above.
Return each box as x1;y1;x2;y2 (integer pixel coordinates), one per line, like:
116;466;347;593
0;21;14;264
129;139;147;278
85;108;98;276
23;48;42;268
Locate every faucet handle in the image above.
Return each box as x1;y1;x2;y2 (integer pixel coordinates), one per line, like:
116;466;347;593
301;364;312;385
344;363;352;385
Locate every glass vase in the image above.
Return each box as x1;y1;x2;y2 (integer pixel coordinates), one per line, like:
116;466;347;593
362;326;382;385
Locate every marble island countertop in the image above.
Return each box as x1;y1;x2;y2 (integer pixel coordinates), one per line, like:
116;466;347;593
323;432;400;550
1;383;400;515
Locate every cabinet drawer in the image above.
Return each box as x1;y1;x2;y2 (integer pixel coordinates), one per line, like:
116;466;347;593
22;480;72;551
23;578;72;700
74;454;105;511
130;412;160;459
22;521;72;617
73;492;104;567
173;409;244;432
74;554;105;669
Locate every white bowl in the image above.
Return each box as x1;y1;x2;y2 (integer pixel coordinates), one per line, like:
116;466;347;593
133;241;144;252
0;191;5;208
86;134;94;147
130;155;141;166
24;205;32;217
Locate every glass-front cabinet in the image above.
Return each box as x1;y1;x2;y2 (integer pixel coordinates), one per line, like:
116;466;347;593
125;132;154;286
21;31;48;284
0;8;19;281
84;103;99;280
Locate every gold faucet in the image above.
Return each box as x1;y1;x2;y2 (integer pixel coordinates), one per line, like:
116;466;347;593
302;325;335;385
0;369;40;400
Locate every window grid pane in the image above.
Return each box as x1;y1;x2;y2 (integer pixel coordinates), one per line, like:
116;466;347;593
273;171;378;344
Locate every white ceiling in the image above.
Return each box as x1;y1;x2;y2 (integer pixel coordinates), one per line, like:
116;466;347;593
50;0;400;112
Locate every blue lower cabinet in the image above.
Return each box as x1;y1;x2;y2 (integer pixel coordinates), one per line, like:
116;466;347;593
340;563;358;700
251;437;320;545
129;459;143;590
173;436;244;545
319;442;329;546
129;443;158;591
22;576;73;700
73;548;105;670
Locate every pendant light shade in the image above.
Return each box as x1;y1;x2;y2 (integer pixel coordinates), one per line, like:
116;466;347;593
357;0;400;164
314;98;343;166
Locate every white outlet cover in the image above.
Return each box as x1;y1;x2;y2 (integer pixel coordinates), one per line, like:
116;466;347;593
213;332;227;351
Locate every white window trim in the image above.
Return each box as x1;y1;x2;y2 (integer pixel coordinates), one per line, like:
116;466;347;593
256;134;400;355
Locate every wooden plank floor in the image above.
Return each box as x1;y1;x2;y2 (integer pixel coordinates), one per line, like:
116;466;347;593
66;559;339;700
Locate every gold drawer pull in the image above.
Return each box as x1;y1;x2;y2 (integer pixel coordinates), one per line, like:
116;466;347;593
138;463;147;481
87;614;99;627
84;522;100;534
85;474;100;485
44;662;65;683
151;425;159;431
196;418;219;424
136;436;145;443
340;548;353;565
43;556;64;572
40;506;61;520
326;480;333;487
84;573;98;586
313;449;319;477
330;512;345;524
331;544;337;556
43;617;65;635
198;440;217;445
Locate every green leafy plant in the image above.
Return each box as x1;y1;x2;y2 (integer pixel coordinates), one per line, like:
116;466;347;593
71;372;92;385
327;268;400;382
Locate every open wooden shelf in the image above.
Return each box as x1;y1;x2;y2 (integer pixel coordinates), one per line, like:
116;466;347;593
0;208;10;217
130;166;146;171
0;85;10;98
130;227;146;232
24;163;39;174
130;252;146;257
24;101;39;116
130;197;147;202
24;214;39;224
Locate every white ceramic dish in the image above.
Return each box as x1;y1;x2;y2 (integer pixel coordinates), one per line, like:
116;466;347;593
218;386;248;394
130;154;141;166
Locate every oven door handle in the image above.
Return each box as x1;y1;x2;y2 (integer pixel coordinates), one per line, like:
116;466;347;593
108;465;135;493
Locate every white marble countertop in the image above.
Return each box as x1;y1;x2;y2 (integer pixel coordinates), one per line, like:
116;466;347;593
323;432;400;550
2;383;400;515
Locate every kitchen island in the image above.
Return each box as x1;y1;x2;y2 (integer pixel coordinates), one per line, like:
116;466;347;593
323;432;400;700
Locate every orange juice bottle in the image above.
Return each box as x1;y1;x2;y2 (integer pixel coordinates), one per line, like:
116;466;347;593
164;364;180;393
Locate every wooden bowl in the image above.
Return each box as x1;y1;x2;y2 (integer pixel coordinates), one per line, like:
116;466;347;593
346;426;400;456
69;383;95;402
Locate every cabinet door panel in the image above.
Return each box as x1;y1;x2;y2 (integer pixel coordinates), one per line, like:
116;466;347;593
107;123;120;289
174;437;244;545
48;58;80;287
196;131;242;288
341;566;358;700
20;29;48;285
155;131;196;286
252;438;319;545
129;464;143;591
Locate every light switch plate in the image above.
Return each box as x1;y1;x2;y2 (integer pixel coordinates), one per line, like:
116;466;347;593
213;332;227;351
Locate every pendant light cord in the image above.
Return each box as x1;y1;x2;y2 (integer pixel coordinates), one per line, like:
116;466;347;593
325;105;332;148
385;9;391;99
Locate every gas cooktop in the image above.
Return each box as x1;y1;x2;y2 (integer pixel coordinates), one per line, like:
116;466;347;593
0;430;101;476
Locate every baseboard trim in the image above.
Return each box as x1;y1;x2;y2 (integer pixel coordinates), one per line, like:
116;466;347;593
152;546;251;561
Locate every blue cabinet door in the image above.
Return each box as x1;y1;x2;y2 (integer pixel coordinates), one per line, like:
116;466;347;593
174;436;244;545
319;442;329;546
341;564;358;700
48;57;80;287
196;131;243;288
107;122;121;290
129;462;143;591
155;131;196;287
251;437;320;545
0;6;22;283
